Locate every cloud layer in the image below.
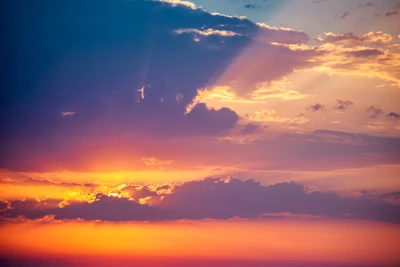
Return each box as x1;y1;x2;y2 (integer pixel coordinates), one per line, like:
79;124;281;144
1;178;399;223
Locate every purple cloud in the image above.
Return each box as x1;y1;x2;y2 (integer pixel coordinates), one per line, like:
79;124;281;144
2;179;399;223
387;112;400;119
307;103;325;112
335;99;353;110
0;0;312;172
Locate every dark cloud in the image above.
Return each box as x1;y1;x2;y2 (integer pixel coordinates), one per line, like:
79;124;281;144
366;106;383;118
122;185;162;200
0;0;310;171
1;179;399;223
334;12;350;19
385;11;398;16
0;200;8;212
52;194;174;221
379;191;400;205
335;99;353;110
387;112;400;119
244;4;257;9
1;198;63;220
345;49;383;57
306;103;325;112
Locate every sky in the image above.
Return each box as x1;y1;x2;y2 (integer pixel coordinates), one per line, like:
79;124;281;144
0;0;400;266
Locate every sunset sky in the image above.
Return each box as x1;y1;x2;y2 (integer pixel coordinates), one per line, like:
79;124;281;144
1;0;400;266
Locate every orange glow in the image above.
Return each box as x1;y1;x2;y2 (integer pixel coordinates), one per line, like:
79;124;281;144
0;220;399;265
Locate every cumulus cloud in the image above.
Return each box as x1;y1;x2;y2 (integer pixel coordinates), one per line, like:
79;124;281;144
1;179;399;223
1;0;399;174
0;0;314;172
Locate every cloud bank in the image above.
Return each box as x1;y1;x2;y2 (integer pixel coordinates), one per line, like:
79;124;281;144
1;178;399;223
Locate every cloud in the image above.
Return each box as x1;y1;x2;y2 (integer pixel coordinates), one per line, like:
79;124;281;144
334;12;350;19
174;28;239;37
0;0;314;172
335;99;353;110
316;31;393;46
366;106;383;119
160;0;197;9
0;200;8;212
1;198;63;220
302;43;400;87
244;4;257;9
60;111;75;116
1;0;399;175
344;49;383;57
385;11;399;17
1;179;399;223
306;103;325;112
387;112;400;119
255;23;310;44
249;109;308;124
